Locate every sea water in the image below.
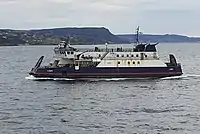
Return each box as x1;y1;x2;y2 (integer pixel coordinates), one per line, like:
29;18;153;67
1;43;200;133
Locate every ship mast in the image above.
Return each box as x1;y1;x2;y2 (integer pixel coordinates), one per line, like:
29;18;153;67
63;35;71;48
66;35;71;46
136;26;140;45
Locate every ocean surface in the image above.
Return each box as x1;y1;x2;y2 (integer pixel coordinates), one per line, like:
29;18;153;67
0;43;200;134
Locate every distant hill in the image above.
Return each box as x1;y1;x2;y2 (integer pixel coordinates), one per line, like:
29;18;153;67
29;27;129;44
1;27;200;46
0;27;129;46
118;34;200;43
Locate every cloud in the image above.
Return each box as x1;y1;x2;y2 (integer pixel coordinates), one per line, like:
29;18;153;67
0;0;200;36
0;0;137;30
133;0;200;35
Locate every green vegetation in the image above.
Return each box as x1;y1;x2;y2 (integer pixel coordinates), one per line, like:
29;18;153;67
1;27;200;46
0;27;128;46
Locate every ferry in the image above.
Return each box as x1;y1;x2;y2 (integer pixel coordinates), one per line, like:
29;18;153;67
29;27;183;79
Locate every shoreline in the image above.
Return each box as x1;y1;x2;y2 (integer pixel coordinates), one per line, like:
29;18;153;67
0;42;200;47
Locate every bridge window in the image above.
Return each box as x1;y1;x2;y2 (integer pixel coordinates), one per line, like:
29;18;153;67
127;54;129;57
136;54;139;57
67;51;70;55
117;54;119;57
60;51;65;54
71;51;74;54
128;61;130;65
121;54;124;57
138;61;140;64
145;55;147;58
99;54;101;57
133;61;135;64
118;61;120;64
131;54;134;57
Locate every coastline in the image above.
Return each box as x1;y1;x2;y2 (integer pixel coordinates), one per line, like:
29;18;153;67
0;42;199;47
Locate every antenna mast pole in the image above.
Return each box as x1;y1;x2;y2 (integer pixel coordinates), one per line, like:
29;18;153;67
136;26;140;44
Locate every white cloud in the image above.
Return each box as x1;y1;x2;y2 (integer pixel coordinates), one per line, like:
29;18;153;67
0;0;200;36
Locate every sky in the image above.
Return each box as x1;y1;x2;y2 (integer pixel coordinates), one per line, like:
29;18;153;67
0;0;200;36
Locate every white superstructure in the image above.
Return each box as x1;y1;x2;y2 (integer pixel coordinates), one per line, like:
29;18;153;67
53;41;167;69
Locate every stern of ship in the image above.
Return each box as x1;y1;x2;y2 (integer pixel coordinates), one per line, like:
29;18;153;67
29;56;44;76
165;54;183;76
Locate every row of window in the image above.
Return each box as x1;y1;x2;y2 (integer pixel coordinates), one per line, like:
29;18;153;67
118;61;141;65
81;54;147;58
116;54;148;58
59;51;65;54
67;51;74;55
57;51;74;55
58;51;149;58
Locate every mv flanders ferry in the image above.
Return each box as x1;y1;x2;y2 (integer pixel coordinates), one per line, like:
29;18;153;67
29;27;183;79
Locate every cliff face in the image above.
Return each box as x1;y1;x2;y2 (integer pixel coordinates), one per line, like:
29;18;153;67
29;27;129;45
0;27;129;46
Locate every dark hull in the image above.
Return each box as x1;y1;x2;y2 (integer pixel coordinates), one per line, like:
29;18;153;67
30;66;183;79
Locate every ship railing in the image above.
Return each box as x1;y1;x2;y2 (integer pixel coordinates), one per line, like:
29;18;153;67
54;46;159;53
75;58;101;62
85;48;135;52
104;57;159;60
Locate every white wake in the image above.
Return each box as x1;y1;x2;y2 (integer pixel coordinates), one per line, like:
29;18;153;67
25;74;200;81
25;75;74;81
161;74;200;80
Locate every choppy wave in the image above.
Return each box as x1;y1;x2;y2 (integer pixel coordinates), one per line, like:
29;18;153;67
161;74;200;80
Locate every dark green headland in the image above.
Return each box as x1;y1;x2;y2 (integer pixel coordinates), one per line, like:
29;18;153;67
0;27;200;46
